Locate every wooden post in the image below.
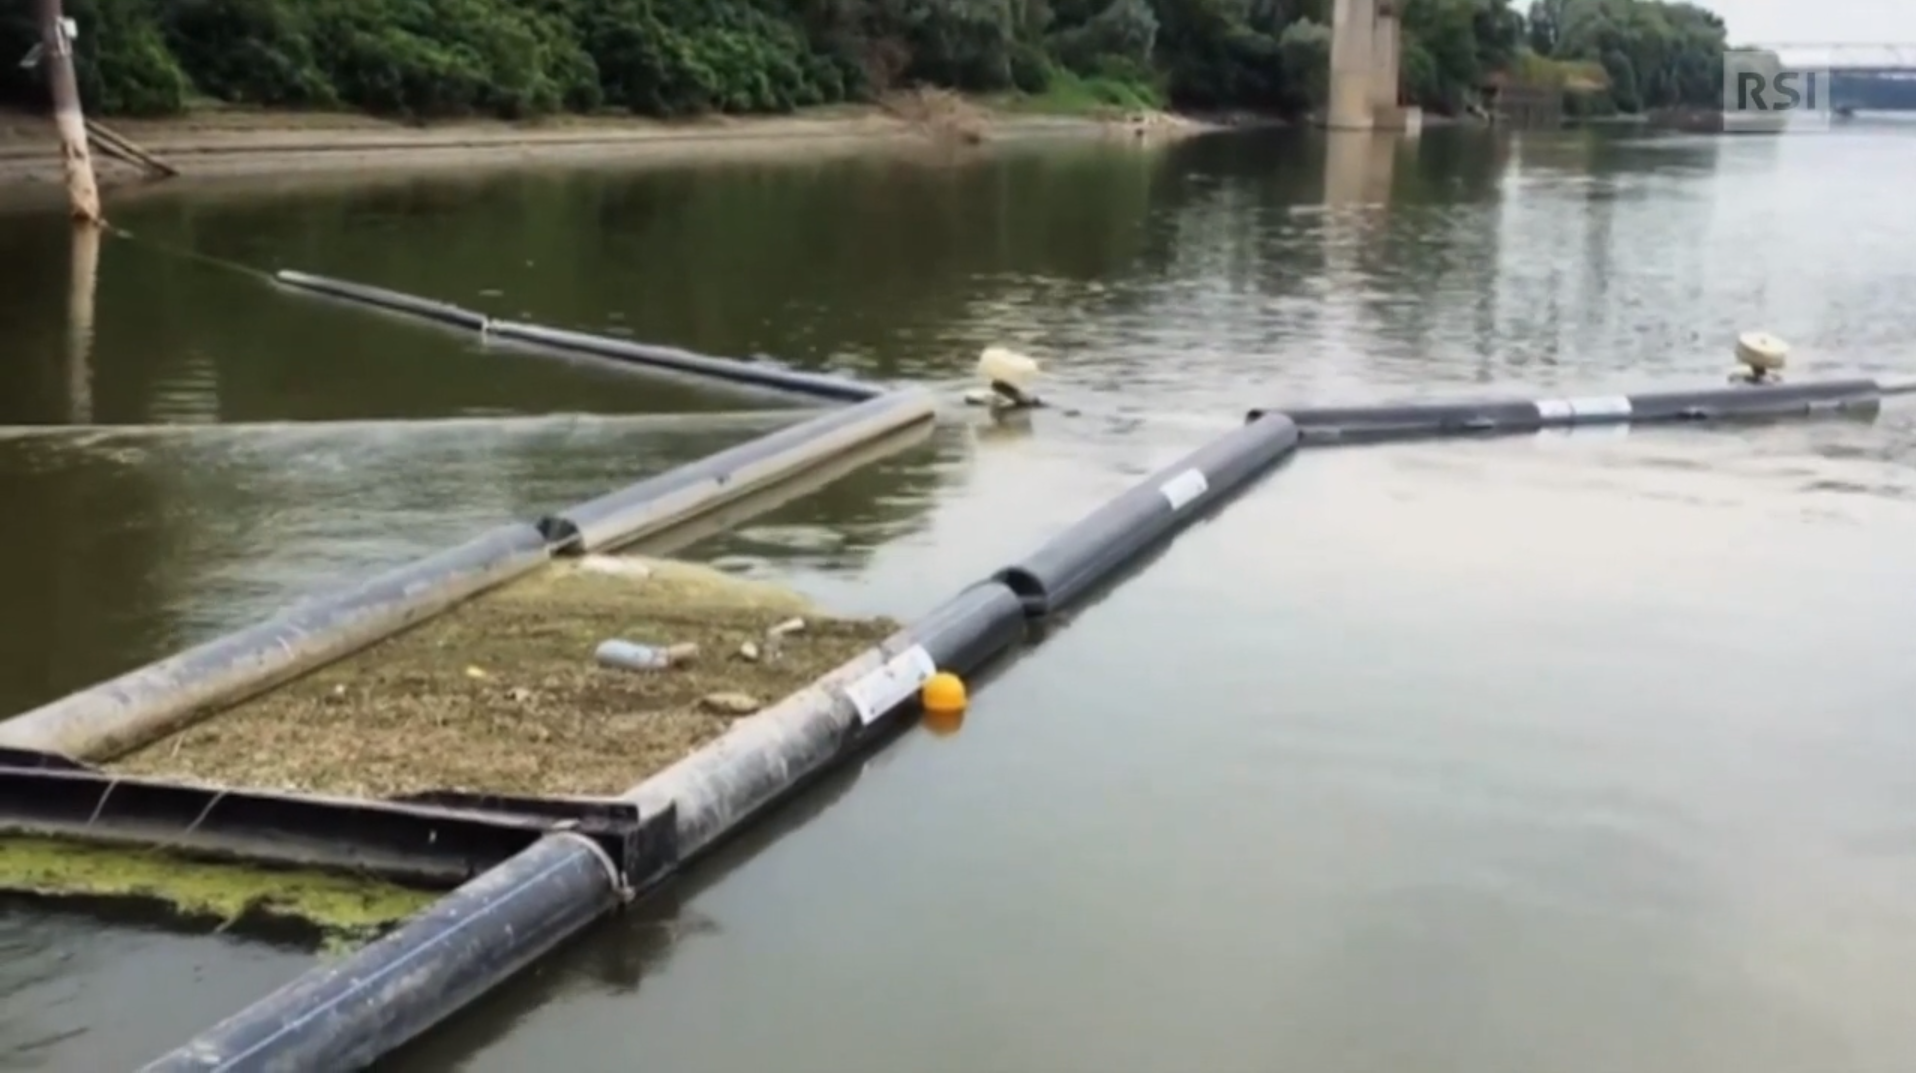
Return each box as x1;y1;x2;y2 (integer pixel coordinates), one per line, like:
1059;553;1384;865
37;0;102;225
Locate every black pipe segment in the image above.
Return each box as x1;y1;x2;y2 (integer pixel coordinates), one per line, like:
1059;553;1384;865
273;269;882;402
1255;376;1892;443
273;270;490;332
993;411;1302;618
487;321;883;402
137;833;626;1073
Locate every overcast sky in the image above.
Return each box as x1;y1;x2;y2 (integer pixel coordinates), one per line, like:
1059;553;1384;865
1707;0;1916;46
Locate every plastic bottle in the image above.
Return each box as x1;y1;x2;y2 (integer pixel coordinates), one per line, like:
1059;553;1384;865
595;639;696;672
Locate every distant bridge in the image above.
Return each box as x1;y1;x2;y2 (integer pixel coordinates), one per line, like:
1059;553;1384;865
1743;43;1916;77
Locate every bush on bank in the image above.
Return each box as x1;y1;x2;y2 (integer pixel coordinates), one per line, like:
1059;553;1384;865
0;0;1728;121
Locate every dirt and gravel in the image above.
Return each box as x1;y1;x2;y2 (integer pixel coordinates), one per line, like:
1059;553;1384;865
109;556;897;799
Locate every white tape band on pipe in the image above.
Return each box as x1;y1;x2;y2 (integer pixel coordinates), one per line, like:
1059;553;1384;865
1535;395;1633;421
842;644;937;725
1158;468;1209;511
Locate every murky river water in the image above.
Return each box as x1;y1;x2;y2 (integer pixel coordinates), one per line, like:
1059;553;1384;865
4;116;1916;1072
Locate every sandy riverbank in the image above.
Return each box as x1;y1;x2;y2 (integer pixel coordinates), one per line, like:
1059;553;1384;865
0;96;1223;196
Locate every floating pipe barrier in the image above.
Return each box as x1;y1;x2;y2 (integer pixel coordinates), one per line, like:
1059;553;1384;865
0;521;551;762
625;579;1031;857
0;395;934;762
144;415;1309;1072
87;265;1916;1067
540;389;936;552
488;321;884;403
139;584;1023;1073
272;270;882;403
1259;376;1914;443
274;270;489;332
995;411;1300;618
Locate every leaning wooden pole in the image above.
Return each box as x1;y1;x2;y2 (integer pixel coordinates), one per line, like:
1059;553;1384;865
36;0;101;225
88;118;177;178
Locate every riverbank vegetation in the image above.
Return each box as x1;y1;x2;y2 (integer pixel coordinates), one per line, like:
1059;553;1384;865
0;0;1729;123
1524;0;1728;117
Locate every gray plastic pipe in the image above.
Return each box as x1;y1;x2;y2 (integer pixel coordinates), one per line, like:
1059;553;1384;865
272;270;881;404
539;389;937;552
623;579;1028;856
0;522;551;761
138;832;624;1073
1262;376;1899;443
488;321;883;403
274;271;489;332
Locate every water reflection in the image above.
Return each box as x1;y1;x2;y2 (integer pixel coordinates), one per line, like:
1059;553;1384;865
0;908;307;1072
64;226;97;424
919;706;966;738
1321;131;1398;208
0;233;767;428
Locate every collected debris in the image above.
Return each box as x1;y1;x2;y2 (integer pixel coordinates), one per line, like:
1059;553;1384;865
596;639;699;672
109;557;895;799
700;692;762;716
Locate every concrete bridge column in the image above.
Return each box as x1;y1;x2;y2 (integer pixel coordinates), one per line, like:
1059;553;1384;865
1369;4;1404;129
1325;0;1376;130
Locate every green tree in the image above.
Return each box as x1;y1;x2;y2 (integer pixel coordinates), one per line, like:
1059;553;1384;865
1525;0;1725;112
0;0;1731;121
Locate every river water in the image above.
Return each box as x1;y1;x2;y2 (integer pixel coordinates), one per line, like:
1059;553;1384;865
4;116;1916;1072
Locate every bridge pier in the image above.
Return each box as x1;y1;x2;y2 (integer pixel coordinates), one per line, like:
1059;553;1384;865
1325;0;1375;129
1370;4;1407;129
1324;0;1405;131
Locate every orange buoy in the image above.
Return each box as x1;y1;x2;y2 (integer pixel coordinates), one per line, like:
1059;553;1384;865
921;671;967;714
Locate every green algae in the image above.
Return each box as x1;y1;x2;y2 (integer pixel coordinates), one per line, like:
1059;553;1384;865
0;835;439;950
